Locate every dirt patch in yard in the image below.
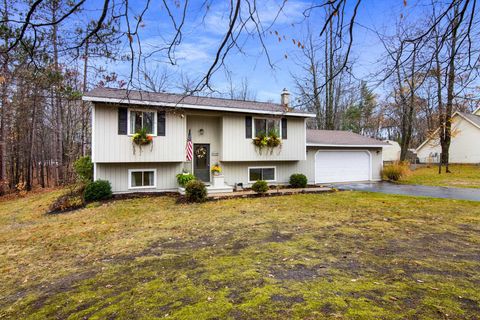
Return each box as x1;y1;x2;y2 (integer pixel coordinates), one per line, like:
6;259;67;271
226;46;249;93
270;263;329;281
270;294;305;305
265;230;293;243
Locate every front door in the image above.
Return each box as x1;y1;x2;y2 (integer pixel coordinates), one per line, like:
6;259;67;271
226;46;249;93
193;144;210;182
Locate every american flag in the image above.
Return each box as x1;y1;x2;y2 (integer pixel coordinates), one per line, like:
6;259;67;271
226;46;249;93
186;129;193;161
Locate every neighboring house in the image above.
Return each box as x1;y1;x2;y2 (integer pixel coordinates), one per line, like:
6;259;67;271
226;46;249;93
382;140;401;163
416;107;480;164
83;88;387;193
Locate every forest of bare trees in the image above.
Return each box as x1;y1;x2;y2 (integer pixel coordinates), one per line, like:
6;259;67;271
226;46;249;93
293;0;479;167
1;0;479;193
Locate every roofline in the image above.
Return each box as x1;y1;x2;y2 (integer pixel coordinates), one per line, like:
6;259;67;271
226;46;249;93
306;143;386;148
415;111;480;152
416;111;480;152
82;95;317;118
456;111;480;130
474;106;480;115
415;130;437;152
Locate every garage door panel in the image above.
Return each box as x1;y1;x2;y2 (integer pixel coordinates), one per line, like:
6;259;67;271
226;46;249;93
315;151;371;183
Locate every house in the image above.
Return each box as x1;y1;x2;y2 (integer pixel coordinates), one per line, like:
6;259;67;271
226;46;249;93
416;107;480;164
382;140;401;163
83;88;387;193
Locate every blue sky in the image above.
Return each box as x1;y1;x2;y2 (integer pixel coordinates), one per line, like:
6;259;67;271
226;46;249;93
99;0;424;102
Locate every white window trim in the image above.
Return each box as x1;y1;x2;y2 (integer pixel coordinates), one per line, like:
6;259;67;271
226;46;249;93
127;108;157;136
251;117;282;139
128;169;157;189
248;166;277;183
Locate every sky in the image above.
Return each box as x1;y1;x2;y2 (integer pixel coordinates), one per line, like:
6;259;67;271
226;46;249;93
89;0;427;103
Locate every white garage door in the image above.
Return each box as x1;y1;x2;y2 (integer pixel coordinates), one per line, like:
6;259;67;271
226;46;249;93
315;150;371;183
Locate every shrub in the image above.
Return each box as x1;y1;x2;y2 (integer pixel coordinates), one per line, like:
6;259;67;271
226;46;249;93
251;180;269;194
289;173;307;188
382;162;409;181
49;194;85;213
74;156;93;182
185;180;207;203
176;172;196;187
84;180;112;202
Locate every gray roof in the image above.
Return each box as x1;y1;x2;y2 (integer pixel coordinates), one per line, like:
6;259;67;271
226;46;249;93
83;87;314;117
458;112;480;128
306;130;389;146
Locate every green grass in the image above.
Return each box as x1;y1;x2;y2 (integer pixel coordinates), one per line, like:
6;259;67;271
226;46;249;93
0;190;479;319
400;164;480;189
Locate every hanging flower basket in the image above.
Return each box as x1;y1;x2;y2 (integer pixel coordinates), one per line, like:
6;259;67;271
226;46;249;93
253;130;282;154
132;128;153;146
132;128;153;154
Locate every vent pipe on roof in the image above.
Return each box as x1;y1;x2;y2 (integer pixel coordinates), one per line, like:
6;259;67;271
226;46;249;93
281;88;290;108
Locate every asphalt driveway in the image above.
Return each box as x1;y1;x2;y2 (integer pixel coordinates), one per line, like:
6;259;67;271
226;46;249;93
335;182;480;202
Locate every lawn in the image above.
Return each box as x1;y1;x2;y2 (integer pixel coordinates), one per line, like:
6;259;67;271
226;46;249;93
401;164;480;189
0;190;479;319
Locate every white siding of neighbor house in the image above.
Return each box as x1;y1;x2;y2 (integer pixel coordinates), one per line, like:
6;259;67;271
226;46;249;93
416;116;480;164
221;147;383;187
382;140;401;162
93;104;186;163
221;115;306;161
96;162;183;193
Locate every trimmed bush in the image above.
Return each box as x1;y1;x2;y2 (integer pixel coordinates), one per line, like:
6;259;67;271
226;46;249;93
176;172;196;187
382;163;409;181
185;180;207;203
251;180;269;194
84;180;112;202
74;156;94;182
289;173;307;188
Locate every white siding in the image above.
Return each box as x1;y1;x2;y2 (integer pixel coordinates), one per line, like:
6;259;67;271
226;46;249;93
417;116;480;164
221;161;303;187
96;163;183;193
221;115;306;161
221;147;383;186
382;140;401;162
93;104;186;163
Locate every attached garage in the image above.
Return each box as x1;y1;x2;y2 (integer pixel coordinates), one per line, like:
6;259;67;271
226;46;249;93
315;150;371;183
306;130;388;184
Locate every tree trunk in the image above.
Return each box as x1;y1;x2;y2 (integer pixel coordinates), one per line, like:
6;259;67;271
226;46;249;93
440;7;459;174
0;0;9;194
52;0;64;185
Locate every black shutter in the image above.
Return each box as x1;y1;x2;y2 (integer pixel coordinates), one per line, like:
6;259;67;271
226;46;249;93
157;111;166;136
245;116;252;138
118;108;128;135
281;118;287;139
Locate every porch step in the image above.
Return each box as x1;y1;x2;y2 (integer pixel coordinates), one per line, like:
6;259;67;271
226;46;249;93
178;185;234;195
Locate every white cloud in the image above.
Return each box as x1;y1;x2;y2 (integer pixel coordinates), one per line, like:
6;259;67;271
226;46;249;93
202;0;309;35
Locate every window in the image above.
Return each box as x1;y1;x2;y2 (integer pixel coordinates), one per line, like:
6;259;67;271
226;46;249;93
253;118;280;137
129;110;156;135
128;169;156;189
248;167;276;182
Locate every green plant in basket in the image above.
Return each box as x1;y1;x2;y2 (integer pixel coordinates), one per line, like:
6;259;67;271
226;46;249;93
132;128;153;146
